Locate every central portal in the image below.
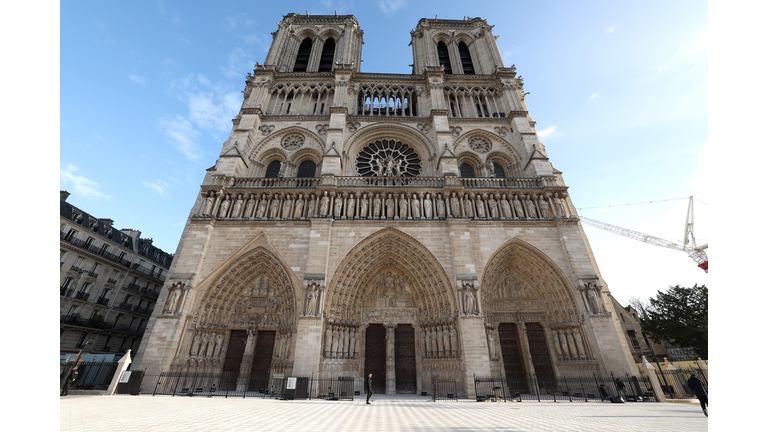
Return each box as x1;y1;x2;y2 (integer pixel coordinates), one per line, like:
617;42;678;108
364;324;386;393
395;325;416;393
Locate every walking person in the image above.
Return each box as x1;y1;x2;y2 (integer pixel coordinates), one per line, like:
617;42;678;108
687;374;708;417
614;377;627;401
61;367;79;396
366;373;373;404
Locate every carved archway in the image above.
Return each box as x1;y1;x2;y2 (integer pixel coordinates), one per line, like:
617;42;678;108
325;228;455;322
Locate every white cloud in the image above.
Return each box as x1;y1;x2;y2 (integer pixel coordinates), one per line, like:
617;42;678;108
606;25;616;34
537;125;561;139
222;47;254;79
224;13;254;31
378;0;406;14
60;164;113;201
589;93;598;102
159;115;204;162
130;74;146;85
143;179;170;197
158;1;183;25
657;35;708;73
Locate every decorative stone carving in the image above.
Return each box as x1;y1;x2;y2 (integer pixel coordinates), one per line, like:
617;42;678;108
461;282;478;315
417;123;431;134
305;281;320;316
450;192;460;218
244;194;256;219
259;124;275;135
423;193;433;219
494;126;508;136
475;195;486;219
450;126;462;139
281;134;304;151
217;194;231;218
468;136;492;153
315;124;329;135
319;191;330;217
373;193;382;219
231;194;245;219
347;121;361;133
200;191;215;216
411;194;421;219
524;194;537;219
500;194;512;219
435;194;445;219
538;195;550;219
255;194;268;219
553;194;567;218
488;195;499;219
293;194;305;219
333;194;343;218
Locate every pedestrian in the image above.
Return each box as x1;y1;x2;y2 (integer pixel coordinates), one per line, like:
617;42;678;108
599;384;623;403
614;377;627;401
366;373;373;404
61;367;79;396
687;374;708;417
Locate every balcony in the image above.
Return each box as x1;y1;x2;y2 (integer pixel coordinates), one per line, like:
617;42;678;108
140;287;160;299
130;263;166;282
125;283;141;293
60;314;107;330
134;305;153;316
88;271;99;278
60;287;73;297
74;291;90;301
69;265;83;272
107;278;118;284
96;297;110;306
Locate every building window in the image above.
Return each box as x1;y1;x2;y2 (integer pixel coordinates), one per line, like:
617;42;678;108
75;332;89;348
318;38;335;72
61;277;73;289
67;305;79;317
493;163;506;178
293;38;313;72
64;229;78;242
458;42;475;75
460;163;475;178
265;160;281;178
297;160;316;178
118;252;126;261
84;237;94;249
79;282;91;294
436;41;453;74
627;330;641;350
72;256;84;271
99;243;109;255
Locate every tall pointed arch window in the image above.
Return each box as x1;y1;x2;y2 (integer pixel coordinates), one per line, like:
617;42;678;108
293;38;313;72
458;42;475;75
493;163;506;178
297;160;316;178
318;38;336;72
265;160;282;178
459;163;475;178
437;41;453;74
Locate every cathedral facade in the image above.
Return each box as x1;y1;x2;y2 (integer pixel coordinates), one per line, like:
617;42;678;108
133;14;636;398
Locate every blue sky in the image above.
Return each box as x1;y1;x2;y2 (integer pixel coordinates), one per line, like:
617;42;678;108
55;1;710;306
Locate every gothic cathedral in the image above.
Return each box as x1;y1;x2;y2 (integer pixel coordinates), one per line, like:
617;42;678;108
134;14;636;398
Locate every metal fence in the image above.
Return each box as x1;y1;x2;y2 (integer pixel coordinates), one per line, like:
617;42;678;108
652;366;707;399
134;369;355;400
60;360;119;391
474;372;657;403
431;376;459;402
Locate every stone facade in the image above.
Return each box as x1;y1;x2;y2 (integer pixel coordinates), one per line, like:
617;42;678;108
133;14;636;398
60;191;172;359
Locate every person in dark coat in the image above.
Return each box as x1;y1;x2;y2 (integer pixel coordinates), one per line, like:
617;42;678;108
687;374;708;417
366;373;373;404
614;377;627;401
61;367;79;396
599;384;623;403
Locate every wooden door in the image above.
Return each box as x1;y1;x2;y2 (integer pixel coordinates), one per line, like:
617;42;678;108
364;324;386;394
395;325;416;393
525;323;555;382
498;323;526;390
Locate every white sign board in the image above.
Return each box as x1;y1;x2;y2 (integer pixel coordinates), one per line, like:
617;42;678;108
286;377;297;390
119;371;132;383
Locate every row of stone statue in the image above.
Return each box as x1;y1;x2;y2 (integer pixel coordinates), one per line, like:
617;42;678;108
324;323;361;359
552;326;589;361
189;331;225;358
273;332;293;360
421;322;460;359
199;189;571;221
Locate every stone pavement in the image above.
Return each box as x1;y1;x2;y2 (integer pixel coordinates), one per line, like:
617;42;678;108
60;394;708;432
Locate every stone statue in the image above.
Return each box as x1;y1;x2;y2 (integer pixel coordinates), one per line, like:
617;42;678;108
244;329;256;355
464;287;477;315
573;328;586;358
450;192;461;217
385;157;395;177
449;325;458;356
269;195;281;219
424;194;433;219
165;287;181;314
293;194;305;219
305;286;317;315
463;194;474;218
398;193;408;219
319;191;330;216
386;330;395;357
551;329;564;359
488;196;499;219
558;330;570;359
375;158;384;177
429;328;438;356
566;331;578;360
190;332;201;356
206;333;216;357
487;331;498;359
244;194;256;218
324;325;333;356
307;195;316;218
538;195;550;219
331;326;339;357
411;194;420;218
213;333;224;358
353;329;360;358
436;194;446;219
500;194;512;219
421;329;429;356
385;194;395;219
513;195;524;219
217;195;231;218
587;286;603;313
333;194;343;218
282;194;293;219
360;194;369;218
435;327;444;357
373;194;382;219
554;196;567;218
524;195;538;219
342;328;350;358
442;325;450;356
256;194;268;219
232;194;244;219
346;194;356;218
201;192;215;216
475;196;486;219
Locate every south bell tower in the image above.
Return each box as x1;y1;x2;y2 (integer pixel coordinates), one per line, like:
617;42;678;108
135;14;636;400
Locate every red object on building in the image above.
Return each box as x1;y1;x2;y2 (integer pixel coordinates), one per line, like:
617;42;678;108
698;261;708;271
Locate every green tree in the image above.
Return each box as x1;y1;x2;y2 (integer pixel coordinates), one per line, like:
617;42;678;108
640;284;708;359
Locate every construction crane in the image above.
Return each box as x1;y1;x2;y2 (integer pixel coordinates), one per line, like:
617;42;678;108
579;196;708;272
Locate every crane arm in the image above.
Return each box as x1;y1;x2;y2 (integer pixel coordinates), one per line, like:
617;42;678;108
579;216;684;251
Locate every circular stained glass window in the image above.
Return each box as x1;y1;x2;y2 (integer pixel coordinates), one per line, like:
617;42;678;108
356;140;421;177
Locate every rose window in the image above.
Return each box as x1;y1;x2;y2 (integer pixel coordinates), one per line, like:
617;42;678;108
468;136;492;154
281;134;305;151
356;140;421;177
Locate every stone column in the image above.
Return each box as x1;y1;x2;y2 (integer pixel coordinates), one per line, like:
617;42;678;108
641;355;666;402
107;349;132;395
236;330;257;392
385;323;397;395
697;357;708;382
517;321;538;394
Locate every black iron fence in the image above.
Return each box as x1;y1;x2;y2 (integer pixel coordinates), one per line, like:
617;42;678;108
474;372;657;403
431;376;459;402
651;366;707;399
60;360;119;392
134;369;355;401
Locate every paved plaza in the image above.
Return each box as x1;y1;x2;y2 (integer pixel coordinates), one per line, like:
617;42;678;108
60;394;708;432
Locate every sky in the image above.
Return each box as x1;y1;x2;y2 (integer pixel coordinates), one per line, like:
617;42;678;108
54;1;711;306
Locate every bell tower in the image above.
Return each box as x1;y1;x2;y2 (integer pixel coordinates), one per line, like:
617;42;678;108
264;13;364;73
